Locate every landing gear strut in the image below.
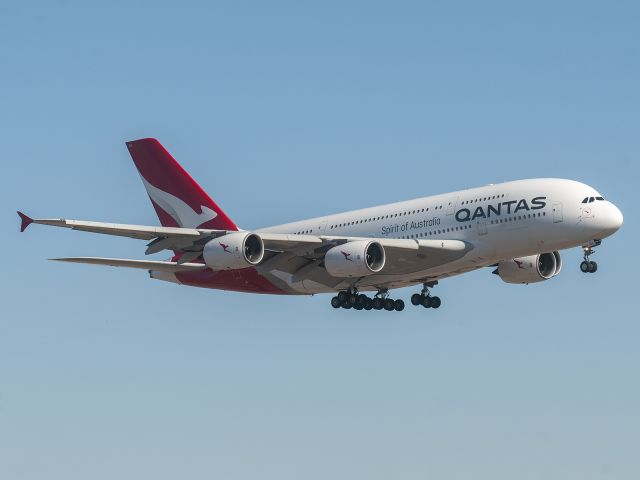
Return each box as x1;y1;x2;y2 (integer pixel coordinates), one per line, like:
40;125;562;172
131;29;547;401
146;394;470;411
410;281;441;309
330;287;404;312
580;240;600;274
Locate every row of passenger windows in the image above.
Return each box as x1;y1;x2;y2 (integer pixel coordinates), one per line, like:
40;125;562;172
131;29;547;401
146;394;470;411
490;212;545;224
295;193;509;234
582;196;605;203
327;205;445;230
460;194;505;205
397;224;472;239
295;210;546;236
389;212;546;239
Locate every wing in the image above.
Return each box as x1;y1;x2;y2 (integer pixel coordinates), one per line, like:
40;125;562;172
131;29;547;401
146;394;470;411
19;212;472;287
51;257;208;272
257;236;472;290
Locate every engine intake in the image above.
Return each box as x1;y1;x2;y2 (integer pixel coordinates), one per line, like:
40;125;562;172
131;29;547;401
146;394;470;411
203;232;264;270
494;251;562;284
324;240;385;278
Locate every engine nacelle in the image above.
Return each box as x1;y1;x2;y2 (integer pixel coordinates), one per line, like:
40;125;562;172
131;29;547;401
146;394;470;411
324;240;385;278
494;251;562;284
202;232;264;270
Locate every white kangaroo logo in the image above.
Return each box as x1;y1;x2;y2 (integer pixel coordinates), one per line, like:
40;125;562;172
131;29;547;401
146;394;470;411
141;177;217;228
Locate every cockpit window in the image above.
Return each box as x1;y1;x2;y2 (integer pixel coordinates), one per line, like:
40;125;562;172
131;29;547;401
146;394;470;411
589;197;595;203
582;197;588;203
596;196;605;201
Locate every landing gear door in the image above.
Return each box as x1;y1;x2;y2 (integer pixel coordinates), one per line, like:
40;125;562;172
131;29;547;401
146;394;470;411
552;202;563;223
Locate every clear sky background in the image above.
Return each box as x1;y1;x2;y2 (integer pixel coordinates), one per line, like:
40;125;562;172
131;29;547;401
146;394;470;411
1;1;638;479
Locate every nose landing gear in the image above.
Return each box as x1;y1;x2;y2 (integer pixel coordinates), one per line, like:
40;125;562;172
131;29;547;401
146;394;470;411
580;240;601;274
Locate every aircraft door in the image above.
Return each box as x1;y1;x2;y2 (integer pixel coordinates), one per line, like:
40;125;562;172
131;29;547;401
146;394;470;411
477;220;488;236
446;196;459;216
552;202;563;223
317;218;328;235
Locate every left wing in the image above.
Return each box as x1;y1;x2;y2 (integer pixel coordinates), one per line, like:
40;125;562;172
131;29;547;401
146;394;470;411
19;212;472;284
51;257;208;272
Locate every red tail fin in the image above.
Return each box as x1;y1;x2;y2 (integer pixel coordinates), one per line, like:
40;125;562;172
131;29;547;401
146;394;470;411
126;138;237;231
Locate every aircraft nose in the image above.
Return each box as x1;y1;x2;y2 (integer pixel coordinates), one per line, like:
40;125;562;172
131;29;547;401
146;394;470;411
599;203;623;236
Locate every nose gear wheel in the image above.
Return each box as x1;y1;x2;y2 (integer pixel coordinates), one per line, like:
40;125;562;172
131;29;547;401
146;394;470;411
580;241;600;274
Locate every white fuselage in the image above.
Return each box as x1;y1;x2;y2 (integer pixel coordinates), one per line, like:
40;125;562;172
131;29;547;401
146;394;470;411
258;178;623;293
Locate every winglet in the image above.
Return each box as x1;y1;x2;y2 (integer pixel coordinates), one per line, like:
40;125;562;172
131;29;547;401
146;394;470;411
17;211;33;232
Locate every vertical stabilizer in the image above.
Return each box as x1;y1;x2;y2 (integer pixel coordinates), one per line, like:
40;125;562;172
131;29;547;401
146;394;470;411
126;138;238;231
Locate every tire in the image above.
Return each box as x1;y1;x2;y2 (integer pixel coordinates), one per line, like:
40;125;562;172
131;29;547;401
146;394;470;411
422;296;432;308
373;298;383;310
331;296;341;308
580;261;590;273
431;296;441;309
342;303;352;309
337;291;348;303
354;303;363;310
589;261;598;273
394;299;405;311
347;294;357;307
411;293;422;306
384;298;395;311
364;298;373;310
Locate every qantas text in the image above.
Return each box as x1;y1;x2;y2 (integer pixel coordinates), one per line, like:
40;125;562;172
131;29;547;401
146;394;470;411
455;196;546;222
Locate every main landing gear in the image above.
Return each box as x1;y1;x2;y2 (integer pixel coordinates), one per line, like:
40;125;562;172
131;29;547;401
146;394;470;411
330;288;405;312
580;240;601;274
410;281;441;309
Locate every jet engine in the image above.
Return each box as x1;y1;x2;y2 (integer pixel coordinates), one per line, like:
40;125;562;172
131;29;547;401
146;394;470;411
203;232;264;270
494;251;562;284
324;240;385;278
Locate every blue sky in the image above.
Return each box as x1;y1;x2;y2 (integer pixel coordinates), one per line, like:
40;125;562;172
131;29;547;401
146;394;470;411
1;1;638;478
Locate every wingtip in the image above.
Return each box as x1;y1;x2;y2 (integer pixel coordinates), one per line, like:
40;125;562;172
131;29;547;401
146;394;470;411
17;211;33;232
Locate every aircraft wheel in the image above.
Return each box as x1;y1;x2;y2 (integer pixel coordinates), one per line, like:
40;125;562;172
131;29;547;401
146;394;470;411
589;261;598;273
354;302;363;310
431;296;441;309
331;296;341;308
337;291;348;303
394;299;405;311
580;261;590;273
411;293;422;306
422;296;432;308
373;298;384;310
383;298;395;311
364;298;373;310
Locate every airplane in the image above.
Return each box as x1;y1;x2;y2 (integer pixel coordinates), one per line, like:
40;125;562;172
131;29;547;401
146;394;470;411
17;138;623;312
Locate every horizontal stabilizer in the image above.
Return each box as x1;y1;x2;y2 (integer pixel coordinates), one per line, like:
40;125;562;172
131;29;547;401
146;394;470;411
50;257;209;272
